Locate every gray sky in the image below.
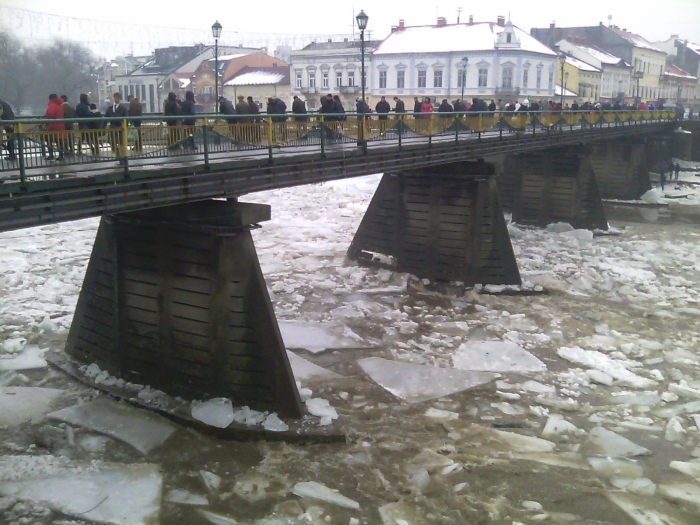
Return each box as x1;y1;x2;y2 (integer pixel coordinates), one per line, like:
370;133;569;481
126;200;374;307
1;0;699;57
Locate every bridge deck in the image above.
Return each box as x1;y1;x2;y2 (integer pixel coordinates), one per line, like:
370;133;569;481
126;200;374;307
0;111;676;232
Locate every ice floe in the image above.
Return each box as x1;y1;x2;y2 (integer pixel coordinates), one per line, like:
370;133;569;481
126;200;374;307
453;341;546;373
287;350;341;382
47;398;176;455
557;346;656;388
584;427;651;457
0;386;64;427
292;481;359;509
358;357;495;404
279;320;369;353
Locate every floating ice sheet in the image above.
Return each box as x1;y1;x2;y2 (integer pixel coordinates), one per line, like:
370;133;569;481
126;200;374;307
584;427;651;458
608;492;688;525
279;321;369;354
0;459;162;525
659;483;700;508
358;357;496;404
557;346;656;389
0;386;64;427
292;481;360;509
287;351;341;382
0;346;47;371
453;341;546;373
47;398;176;455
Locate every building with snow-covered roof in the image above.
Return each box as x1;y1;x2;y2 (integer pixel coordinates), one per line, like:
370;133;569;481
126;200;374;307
532;23;666;102
559;55;601;102
223;67;291;108
557;40;631;102
289;38;382;111
659;64;697;106
370;17;557;106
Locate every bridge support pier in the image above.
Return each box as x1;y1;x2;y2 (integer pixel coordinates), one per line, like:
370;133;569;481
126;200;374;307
499;149;608;230
588;140;651;200
347;163;521;286
65;200;304;418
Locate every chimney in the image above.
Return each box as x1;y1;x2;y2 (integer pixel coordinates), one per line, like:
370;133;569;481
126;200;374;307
622;28;627;32
391;26;397;33
327;38;332;43
398;19;405;30
599;21;603;26
550;21;555;29
497;16;505;27
469;15;474;25
437;17;447;27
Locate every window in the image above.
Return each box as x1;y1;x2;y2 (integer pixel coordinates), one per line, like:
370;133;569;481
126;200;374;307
308;72;316;88
523;69;529;88
322;71;329;89
202;84;213;94
418;70;427;88
478;68;488;87
502;67;513;88
458;69;466;88
296;72;302;89
506;33;512;43
148;84;155;112
348;71;355;86
379;70;387;89
548;70;554;91
336;71;343;87
140;85;146;101
434;70;443;88
536;69;542;90
397;70;405;88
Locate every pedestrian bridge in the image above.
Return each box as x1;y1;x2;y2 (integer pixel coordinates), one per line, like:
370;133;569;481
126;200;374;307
0;111;682;422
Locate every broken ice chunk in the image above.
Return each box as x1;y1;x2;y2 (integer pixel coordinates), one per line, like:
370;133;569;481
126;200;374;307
0;461;162;525
358;357;495;404
424;408;459;420
557;347;656;389
608;492;688;525
665;417;686;442
47;398;176;455
453;341;546;373
263;413;290;432
165;489;208;505
198;509;239;525
587;457;643;479
586;369;614;386
292;481;360;509
233;473;290;503
305;398;338;421
541;415;579;437
610;477;656;496
0;346;47;371
658;483;700;508
200;470;222;493
191;398;235;428
0;387;64;428
670;461;700;481
279;321;369;354
287;350;341;382
490;429;556;453
379;502;426;525
584;427;651;458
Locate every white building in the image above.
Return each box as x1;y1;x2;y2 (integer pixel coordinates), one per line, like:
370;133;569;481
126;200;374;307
289;39;381;111
556;40;631;101
370;17;558;106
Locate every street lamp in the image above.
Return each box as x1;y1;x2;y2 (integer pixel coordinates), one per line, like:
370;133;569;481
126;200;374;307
632;58;643;106
356;10;368;149
212;20;222;113
558;52;566;109
460;56;469;103
563;71;569;106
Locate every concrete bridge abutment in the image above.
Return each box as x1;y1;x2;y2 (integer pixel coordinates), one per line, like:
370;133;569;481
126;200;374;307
588;140;652;200
347;162;521;287
498;148;608;230
64;200;304;418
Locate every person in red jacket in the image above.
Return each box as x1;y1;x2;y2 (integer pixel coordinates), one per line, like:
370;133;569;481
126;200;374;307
637;100;647;111
44;94;66;161
420;97;434;119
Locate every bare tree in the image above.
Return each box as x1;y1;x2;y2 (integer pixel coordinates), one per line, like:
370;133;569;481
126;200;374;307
35;39;98;107
0;32;38;114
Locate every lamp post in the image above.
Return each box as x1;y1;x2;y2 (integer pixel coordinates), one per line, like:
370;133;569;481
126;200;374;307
356;10;368;149
460;56;469;103
563;71;569;106
558;52;566;109
632;58;643;106
212;20;222;113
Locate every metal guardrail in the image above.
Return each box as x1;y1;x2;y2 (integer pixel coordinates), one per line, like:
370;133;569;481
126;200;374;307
0;110;678;192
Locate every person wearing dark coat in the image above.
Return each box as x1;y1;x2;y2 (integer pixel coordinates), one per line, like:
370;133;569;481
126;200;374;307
488;99;496;116
571;101;579;111
218;96;236;124
375;96;391;120
393;97;405;119
247;97;260;123
180;91;197;150
163;92;180;148
674;162;681;180
126;95;143;152
0;98;16;160
76;94;99;155
438;99;453;118
292;96;307;122
320;94;335;121
413;97;421;117
268;98;287;123
332;96;346;121
104;92;128;154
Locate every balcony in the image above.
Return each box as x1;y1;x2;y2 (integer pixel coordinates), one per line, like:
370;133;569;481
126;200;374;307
495;87;520;96
339;86;360;94
300;86;317;94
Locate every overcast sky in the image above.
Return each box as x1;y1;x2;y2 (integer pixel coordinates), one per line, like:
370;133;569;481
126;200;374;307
1;0;699;55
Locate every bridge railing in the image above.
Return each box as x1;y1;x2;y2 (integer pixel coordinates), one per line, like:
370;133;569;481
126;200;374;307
0;110;678;191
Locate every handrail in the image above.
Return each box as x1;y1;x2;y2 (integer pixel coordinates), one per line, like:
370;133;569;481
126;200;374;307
0;109;678;193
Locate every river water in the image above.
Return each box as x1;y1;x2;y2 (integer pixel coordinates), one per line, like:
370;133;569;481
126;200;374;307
1;175;700;525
